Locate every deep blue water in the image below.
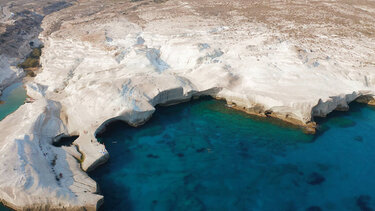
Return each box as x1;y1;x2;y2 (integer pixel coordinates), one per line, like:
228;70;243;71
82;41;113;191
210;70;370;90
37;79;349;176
0;204;9;211
91;99;375;211
0;205;9;211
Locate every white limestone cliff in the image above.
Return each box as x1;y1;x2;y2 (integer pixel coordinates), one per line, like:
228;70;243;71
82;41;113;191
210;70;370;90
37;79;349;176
0;56;24;95
0;99;102;210
0;0;375;210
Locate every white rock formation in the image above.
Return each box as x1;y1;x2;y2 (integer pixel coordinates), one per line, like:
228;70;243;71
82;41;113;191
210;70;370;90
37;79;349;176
0;99;102;210
0;56;24;95
0;0;375;210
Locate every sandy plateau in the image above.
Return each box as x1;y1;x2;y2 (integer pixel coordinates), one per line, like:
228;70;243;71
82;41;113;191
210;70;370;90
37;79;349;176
0;0;375;210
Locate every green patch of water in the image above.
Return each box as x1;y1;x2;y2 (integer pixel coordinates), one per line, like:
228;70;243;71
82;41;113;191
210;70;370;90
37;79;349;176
0;82;27;121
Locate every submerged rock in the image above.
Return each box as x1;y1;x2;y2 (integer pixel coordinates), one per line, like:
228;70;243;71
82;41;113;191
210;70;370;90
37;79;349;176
147;154;160;159
306;172;325;185
331;117;356;128
306;206;322;211
357;195;373;211
177;153;184;157
354;136;364;142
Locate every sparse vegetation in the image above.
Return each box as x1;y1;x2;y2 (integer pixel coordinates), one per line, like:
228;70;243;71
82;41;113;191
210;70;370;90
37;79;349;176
30;47;41;58
19;57;39;69
18;47;42;70
78;153;85;164
25;70;36;77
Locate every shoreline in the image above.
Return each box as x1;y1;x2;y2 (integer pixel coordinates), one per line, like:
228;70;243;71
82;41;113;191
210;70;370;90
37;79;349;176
215;96;317;134
0;94;374;211
0;0;375;209
222;96;375;135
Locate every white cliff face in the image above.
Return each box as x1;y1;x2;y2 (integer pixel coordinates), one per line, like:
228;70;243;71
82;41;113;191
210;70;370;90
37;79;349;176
0;99;102;210
34;0;375;130
0;56;24;95
1;0;375;210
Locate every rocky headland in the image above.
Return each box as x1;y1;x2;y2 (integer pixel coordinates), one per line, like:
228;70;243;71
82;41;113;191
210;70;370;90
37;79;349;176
0;0;374;210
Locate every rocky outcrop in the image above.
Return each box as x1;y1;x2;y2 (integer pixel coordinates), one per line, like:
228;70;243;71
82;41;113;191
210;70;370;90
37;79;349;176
0;99;102;210
0;0;375;210
356;94;375;106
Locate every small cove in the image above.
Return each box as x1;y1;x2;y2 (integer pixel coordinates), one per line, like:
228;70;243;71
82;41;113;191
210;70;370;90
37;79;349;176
0;82;27;121
90;99;375;211
0;90;374;210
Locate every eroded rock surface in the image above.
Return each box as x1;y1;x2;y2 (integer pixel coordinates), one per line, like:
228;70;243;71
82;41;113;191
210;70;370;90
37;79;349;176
0;0;74;94
0;99;102;210
1;0;375;210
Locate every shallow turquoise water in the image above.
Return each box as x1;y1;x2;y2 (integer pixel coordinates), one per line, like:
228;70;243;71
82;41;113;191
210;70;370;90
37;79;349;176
91;99;375;211
0;82;27;121
0;83;26;210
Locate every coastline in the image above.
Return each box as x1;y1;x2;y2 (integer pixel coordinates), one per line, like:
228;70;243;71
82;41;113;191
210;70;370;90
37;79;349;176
0;93;374;211
226;101;317;134
0;0;374;210
222;95;375;135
